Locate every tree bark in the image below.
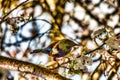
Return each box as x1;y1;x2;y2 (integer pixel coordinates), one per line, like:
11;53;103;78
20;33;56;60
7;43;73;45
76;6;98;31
0;56;70;80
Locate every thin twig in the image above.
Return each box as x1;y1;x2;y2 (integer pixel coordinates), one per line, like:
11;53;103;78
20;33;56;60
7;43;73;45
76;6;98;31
4;30;50;46
23;29;50;57
0;24;7;51
20;18;52;29
91;60;102;78
86;43;104;55
2;0;29;20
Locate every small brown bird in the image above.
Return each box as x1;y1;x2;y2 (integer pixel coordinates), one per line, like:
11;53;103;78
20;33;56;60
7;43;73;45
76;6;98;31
32;39;78;58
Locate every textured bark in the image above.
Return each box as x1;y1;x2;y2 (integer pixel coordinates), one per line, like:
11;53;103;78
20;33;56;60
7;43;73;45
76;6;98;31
0;56;70;80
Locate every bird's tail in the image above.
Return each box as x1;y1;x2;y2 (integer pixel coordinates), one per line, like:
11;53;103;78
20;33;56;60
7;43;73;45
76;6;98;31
31;48;51;54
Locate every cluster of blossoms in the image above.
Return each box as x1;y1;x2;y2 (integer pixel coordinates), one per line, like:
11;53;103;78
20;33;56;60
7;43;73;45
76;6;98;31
69;55;92;73
61;46;93;74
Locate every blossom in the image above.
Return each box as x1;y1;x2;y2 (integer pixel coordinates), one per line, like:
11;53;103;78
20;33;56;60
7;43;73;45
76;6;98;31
105;37;120;50
69;55;92;72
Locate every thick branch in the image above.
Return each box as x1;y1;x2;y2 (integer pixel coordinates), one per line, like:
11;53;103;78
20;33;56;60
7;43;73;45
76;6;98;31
0;56;70;80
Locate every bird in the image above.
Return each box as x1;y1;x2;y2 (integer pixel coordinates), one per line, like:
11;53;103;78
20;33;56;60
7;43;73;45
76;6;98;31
31;39;78;59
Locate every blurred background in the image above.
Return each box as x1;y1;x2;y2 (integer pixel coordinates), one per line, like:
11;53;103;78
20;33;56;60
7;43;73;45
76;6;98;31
0;0;119;80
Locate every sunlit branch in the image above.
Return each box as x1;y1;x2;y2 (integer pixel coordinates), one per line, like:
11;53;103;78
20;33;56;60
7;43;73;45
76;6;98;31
0;56;70;80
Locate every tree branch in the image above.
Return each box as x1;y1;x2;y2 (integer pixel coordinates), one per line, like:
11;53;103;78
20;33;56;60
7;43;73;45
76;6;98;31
0;56;70;80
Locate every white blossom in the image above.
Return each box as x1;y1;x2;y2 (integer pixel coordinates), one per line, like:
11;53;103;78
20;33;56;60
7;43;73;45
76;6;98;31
105;37;120;50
